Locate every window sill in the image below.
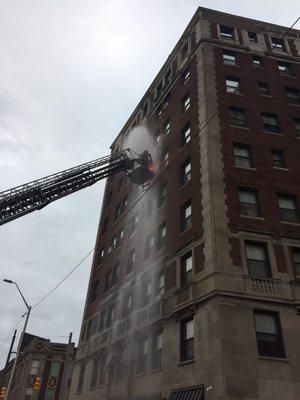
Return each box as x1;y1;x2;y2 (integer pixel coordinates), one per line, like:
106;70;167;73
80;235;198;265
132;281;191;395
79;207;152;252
179;226;192;236
259;93;272;97
234;166;256;171
229;124;250;130
262;130;283;135
178;358;195;366
273;167;289;171
287;102;300;107
180;180;191;190
180;141;191;151
239;215;265;221
281;220;300;226
258;356;289;363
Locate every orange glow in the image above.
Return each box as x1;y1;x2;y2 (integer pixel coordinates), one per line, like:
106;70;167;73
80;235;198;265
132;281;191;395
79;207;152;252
148;163;158;173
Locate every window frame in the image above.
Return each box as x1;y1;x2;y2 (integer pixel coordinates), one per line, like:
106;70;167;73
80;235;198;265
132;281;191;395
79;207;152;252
180;200;192;232
291;247;300;279
181;158;192;185
233;144;251;168
271;149;285;168
180;251;193;287
261;112;280;133
245;241;271;278
226;76;241;93
257;81;270;96
182;93;191;112
180;317;194;362
229;106;247;127
278;194;299;222
223;50;236;65
219;25;235;40
238;187;260;217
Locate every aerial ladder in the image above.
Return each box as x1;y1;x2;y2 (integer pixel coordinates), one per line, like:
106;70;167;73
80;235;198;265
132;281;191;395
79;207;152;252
0;149;155;226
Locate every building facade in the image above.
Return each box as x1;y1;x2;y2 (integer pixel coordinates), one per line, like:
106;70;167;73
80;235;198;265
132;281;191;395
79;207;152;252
0;333;76;400
69;7;300;400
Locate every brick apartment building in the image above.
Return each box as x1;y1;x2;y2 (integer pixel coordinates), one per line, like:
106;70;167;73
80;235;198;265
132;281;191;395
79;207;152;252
69;7;300;400
0;333;76;400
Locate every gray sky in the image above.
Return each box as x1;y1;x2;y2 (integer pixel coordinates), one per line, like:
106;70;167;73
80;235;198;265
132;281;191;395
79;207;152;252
0;0;298;368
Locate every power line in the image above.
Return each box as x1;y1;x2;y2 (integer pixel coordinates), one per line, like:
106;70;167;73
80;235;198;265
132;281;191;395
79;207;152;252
30;15;299;311
0;314;24;353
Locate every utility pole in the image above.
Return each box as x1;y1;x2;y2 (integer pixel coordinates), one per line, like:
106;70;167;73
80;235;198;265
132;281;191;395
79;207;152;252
3;280;31;400
59;332;73;400
5;330;17;369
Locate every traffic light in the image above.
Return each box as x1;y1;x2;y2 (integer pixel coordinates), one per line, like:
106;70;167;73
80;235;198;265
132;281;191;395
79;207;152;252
33;377;42;391
0;386;6;400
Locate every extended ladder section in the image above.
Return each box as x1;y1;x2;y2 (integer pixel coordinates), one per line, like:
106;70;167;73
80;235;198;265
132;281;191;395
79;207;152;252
0;149;155;226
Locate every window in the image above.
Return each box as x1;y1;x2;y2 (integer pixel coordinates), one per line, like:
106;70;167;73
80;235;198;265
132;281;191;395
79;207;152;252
156;271;165;298
181;41;188;60
98;310;107;333
272;149;284;168
142;102;148;118
291;248;300;278
253;56;262;66
157;222;167;249
180;318;194;361
181;251;193;287
90;280;99;303
91;354;104;388
182;67;190;84
142;280;152;306
239;188;260;217
152;332;163;369
254;311;285;358
106;305;115;328
278;61;291;75
129;212;139;235
248;31;258;43
30;360;40;375
181;159;192;185
272;37;285;50
49;361;60;378
226;77;240;93
258;82;270;95
154;131;161;145
234;144;251;168
229;107;246;127
161;148;169;166
45;389;55;400
115;350;125;381
111;263;119;286
245;242;270;278
137;337;149;373
86;319;93;340
157;182;167;207
223;51;236;65
182;93;191;112
261;112;280;132
278;195;298;222
98;354;107;385
145;233;156;259
294;118;300;136
77;362;86;392
164;118;171;135
285;87;300;105
220;25;234;40
181;123;191;146
127;249;135;274
122;291;132;318
156;82;163;99
181;200;192;231
102;218;108;234
165;68;171;84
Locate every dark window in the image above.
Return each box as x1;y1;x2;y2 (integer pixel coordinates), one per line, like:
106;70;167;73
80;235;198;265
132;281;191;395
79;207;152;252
254;311;285;358
104;270;112;291
182;67;190;84
285;87;300;105
291;248;300;278
181;122;191;146
272;37;285;50
155;271;165;298
182;93;191;112
106;192;112;207
294;118;300;135
181;251;193;287
248;31;258;42
258;82;270;95
239;188;260;217
98;310;107;333
86;319;93;340
245;242;270;278
156;82;163;99
278;62;292;75
127;249;135;274
165;68;171;84
272;149;285;168
98;354;107;385
90;280;99;303
152;332;163;369
278;195;298;222
90;357;99;388
111;263;119;287
253;56;262;66
102;218;108;234
262;112;280;132
137;337;149;373
181;159;192;185
106;305;114;328
77;362;86;392
220;25;234;40
181;200;192;231
226;76;240;93
181;41;188;60
142;102;148;117
114;204;121;221
229;107;246;127
164;118;171;135
234;144;251;168
95;248;104;265
142;279;152;306
122;291;132;318
223;51;236;65
157;182;167;207
161;147;169;166
145;233;156;259
180;317;194;361
115;350;125;381
157;222;167;250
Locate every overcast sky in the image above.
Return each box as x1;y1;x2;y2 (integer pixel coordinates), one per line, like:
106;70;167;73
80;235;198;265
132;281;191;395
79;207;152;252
0;0;298;368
